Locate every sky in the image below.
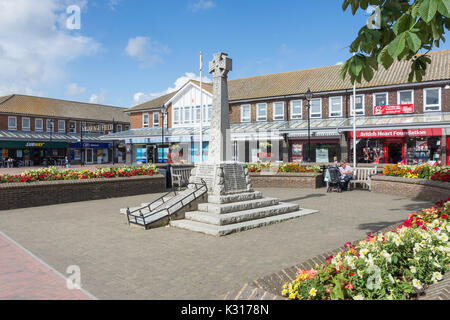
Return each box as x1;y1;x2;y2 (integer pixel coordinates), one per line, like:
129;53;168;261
0;0;449;108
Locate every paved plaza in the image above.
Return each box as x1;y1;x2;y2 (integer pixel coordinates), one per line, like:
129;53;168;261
0;188;433;300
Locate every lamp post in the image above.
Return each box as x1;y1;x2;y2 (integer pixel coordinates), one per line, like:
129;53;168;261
80;121;84;167
161;104;168;163
48;120;54;167
112;118;115;165
305;88;313;163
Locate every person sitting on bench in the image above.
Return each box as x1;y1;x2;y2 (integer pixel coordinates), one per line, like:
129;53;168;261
339;161;353;191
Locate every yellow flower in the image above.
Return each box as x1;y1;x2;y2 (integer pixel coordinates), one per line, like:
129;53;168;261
289;292;297;299
309;288;317;297
282;289;288;296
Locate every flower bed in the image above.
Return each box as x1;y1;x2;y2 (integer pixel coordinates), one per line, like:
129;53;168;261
282;199;450;300
383;164;450;182
0;164;158;184
245;163;322;174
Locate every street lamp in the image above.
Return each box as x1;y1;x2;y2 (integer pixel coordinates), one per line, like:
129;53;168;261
48;119;54;167
305;88;313;163
160;104;168;163
80;121;85;167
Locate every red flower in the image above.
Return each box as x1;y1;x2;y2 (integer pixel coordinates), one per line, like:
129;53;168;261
325;255;333;260
349;272;355;276
441;214;448;219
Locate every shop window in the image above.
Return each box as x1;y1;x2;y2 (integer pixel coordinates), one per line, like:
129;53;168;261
273;102;284;121
257;103;267;121
8;116;17;130
241;104;251;123
398;90;413;104
69;121;76;133
310;98;322;118
373;92;388;107
22;118;31;131
35;119;43;132
290;100;302;120
143;113;149;128
406;137;441;165
329;97;342;117
353;139;384;164
424;88;441;111
350;95;365;115
58;120;65;133
153;112;160;127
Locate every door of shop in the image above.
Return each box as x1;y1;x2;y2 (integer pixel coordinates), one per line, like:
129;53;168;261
386;142;404;164
85;148;94;164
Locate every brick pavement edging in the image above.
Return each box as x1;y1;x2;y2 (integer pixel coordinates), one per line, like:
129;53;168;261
0;174;166;210
249;172;324;189
223;221;449;300
372;176;450;203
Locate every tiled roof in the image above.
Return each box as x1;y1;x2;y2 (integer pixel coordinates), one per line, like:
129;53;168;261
128;49;450;111
0;94;129;123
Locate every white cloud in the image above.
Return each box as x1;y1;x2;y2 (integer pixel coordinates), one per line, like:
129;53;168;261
0;0;99;96
89;89;107;104
133;72;211;105
125;36;170;68
66;82;86;95
108;0;121;10
189;0;216;12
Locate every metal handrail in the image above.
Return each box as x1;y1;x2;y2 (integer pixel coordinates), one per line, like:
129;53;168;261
126;179;208;229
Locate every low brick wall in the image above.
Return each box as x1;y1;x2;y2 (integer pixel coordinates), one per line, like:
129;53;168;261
0;175;166;211
249;172;324;189
371;176;450;202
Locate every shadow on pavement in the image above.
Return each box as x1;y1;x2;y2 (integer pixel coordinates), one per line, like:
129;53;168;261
358;220;404;233
283;193;326;203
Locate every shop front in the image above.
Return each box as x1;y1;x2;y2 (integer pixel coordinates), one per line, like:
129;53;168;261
69;142;112;164
289;139;341;163
0;141;68;166
348;128;443;165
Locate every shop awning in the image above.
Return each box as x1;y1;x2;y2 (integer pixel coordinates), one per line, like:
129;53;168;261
0;141;68;148
0;130;113;143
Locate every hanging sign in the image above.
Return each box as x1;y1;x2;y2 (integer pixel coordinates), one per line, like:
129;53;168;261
373;104;414;115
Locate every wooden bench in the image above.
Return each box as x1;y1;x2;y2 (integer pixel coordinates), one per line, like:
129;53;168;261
349;167;378;191
170;166;194;189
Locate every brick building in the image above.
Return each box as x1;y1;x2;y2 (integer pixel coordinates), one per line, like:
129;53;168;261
0;94;129;166
104;49;450;165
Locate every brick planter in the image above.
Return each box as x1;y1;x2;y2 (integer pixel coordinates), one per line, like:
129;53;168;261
249;172;324;189
371;175;450;202
0;175;166;211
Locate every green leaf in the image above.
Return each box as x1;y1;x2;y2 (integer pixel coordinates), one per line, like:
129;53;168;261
339;60;350;80
330;279;344;300
393;14;413;35
419;0;439;23
436;0;450;16
363;65;375;82
387;33;406;58
350;55;363;76
406;31;422;51
378;46;394;69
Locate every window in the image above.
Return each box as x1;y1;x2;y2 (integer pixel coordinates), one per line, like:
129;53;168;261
173;108;180;125
69;121;76;133
143;113;149;128
273;102;284;121
125;125;130;131
184;106;191;124
46;120;54;132
194;105;201;123
58;120;65;133
373;92;388;107
153;112;160;127
240;104;251;122
329;97;342;117
290;100;302;120
256;103;267;121
424;88;441;111
8;116;17;130
22;117;31;131
117;125;122;132
35;119;43;132
310;98;322;118
350;95;365;115
398;90;413;105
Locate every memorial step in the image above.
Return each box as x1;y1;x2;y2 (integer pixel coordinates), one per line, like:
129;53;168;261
207;191;263;204
197;197;279;214
170;208;319;236
185;202;300;226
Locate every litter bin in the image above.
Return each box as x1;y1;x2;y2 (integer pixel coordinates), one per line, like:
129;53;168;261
158;164;172;189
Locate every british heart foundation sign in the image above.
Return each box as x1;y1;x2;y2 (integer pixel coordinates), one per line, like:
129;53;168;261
373;104;414;115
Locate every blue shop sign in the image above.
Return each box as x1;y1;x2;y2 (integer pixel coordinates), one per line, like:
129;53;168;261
70;142;113;149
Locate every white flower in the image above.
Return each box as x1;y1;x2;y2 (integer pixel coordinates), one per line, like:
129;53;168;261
353;294;364;300
410;266;417;274
412;279;422;290
431;272;443;283
360;248;369;257
382;250;392;263
388;274;395;284
438;234;448;242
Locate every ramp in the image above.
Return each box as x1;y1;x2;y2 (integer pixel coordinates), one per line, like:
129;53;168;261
125;180;207;229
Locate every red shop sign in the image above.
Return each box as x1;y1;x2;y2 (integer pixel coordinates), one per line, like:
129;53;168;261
348;128;442;139
373;104;414;115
